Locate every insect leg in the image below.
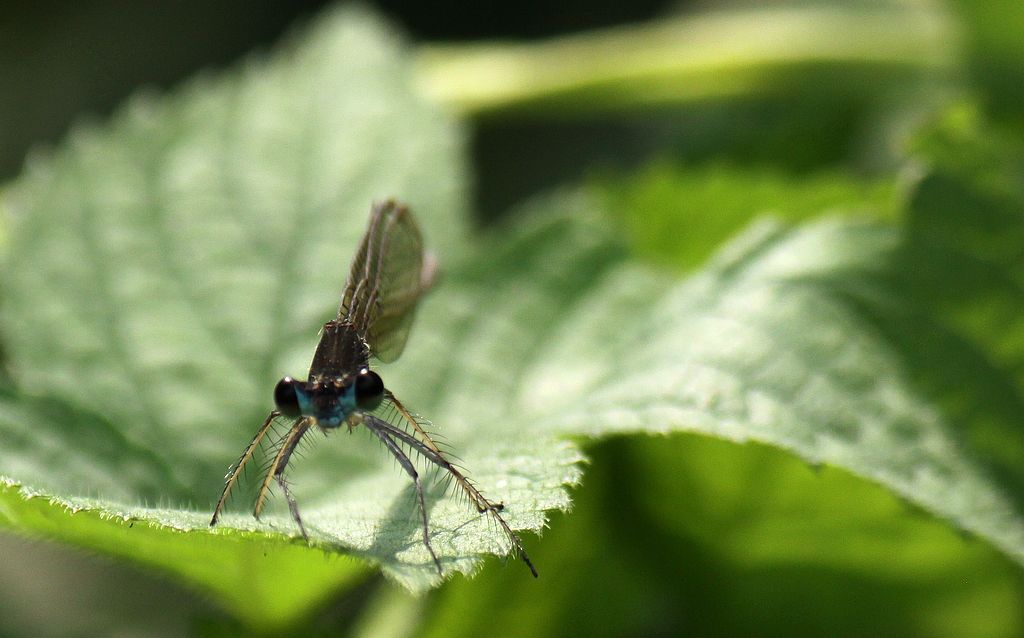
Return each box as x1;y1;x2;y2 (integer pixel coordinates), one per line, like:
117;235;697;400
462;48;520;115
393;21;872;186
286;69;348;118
276;473;307;541
383;392;493;511
366;410;538;578
363;415;451;466
363;416;444;576
210;410;281;527
254;418;311;539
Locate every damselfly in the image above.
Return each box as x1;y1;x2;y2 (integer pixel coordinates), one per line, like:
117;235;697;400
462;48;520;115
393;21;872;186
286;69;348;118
209;200;537;578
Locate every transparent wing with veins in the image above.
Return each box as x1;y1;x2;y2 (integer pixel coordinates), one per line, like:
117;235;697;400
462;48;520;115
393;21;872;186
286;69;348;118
338;199;435;364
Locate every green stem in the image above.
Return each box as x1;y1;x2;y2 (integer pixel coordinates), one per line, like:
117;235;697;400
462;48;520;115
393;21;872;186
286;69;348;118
414;3;960;118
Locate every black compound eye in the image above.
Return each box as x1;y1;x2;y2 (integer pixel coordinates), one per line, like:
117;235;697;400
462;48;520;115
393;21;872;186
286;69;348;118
274;376;303;417
355;369;384;410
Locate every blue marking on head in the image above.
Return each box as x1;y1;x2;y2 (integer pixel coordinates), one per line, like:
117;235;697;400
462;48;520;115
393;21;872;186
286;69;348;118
294;383;357;428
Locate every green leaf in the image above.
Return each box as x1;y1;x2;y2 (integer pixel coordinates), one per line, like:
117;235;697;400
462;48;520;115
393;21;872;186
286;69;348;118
478;191;1024;570
595;160;901;271
416;154;1024;635
416;139;1024;632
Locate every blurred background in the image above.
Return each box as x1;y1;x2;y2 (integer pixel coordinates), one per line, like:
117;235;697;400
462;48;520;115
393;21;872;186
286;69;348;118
11;0;1019;218
2;0;1024;636
0;0;673;214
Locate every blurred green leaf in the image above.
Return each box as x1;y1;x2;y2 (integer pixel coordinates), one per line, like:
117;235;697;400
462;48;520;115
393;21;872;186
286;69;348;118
951;0;1024;123
595;161;900;270
423;436;1024;638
